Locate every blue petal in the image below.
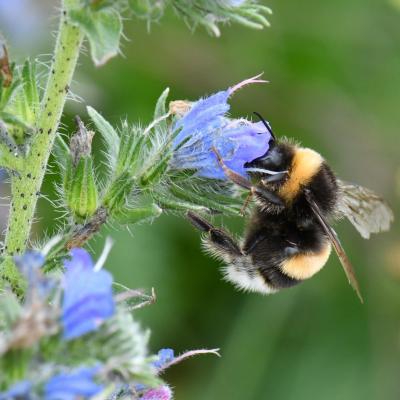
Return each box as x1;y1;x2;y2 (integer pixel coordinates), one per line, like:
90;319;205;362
44;366;103;400
0;380;32;400
62;248;114;340
63;248;93;270
152;348;175;369
173;90;230;146
171;81;271;180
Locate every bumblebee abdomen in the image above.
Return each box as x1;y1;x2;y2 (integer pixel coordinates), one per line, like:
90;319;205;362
279;241;331;280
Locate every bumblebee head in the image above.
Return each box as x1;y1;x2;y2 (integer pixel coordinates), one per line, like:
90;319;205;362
245;141;294;173
245;112;295;175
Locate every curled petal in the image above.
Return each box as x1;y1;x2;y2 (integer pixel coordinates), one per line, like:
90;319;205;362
152;348;175;369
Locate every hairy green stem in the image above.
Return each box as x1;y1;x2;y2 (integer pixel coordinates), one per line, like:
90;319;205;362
1;2;83;291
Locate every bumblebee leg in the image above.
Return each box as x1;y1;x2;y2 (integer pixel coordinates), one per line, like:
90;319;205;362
211;146;284;206
187;212;278;294
186;212;243;257
240;192;254;215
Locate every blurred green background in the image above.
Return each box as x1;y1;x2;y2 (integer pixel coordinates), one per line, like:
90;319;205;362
2;0;400;398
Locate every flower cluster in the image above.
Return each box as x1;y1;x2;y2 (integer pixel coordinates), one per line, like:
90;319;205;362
170;75;272;179
0;244;218;399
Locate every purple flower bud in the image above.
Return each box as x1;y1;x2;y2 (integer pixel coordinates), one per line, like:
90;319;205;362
171;75;271;180
44;366;103;400
152;348;175;369
62;248;114;340
142;386;172;400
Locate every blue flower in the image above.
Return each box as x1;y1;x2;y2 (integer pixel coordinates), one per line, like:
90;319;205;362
44;366;103;400
152;348;175;369
0;380;32;400
171;75;271;179
62;248;114;340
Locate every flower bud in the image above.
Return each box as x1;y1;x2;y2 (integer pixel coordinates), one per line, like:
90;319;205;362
67;156;99;221
64;118;99;221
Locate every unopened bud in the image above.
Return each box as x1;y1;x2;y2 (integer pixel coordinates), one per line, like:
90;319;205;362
70;116;94;167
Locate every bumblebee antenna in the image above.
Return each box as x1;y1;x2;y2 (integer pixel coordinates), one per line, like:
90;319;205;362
253;111;276;141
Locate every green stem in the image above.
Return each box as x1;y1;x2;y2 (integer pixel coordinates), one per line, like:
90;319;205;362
1;2;84;292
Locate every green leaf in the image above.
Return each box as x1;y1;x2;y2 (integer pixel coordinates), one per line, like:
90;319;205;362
69;8;122;67
87;106;120;170
0;111;31;132
0;73;21;111
21;59;39;122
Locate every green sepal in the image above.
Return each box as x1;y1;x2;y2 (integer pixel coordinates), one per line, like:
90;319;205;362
115;125;144;177
153;193;210;214
139;151;171;187
103;172;135;212
169;183;242;216
87;106;120;170
67;156;99;221
112;203;162;225
153;87;169;133
69;8;122;67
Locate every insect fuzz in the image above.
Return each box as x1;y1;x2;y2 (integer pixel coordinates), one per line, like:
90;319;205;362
188;113;392;301
188;139;340;294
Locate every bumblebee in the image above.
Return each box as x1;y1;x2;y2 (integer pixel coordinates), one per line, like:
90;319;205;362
187;114;393;302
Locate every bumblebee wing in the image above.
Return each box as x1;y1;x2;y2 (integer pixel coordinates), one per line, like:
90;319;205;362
305;189;363;303
337;180;393;239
